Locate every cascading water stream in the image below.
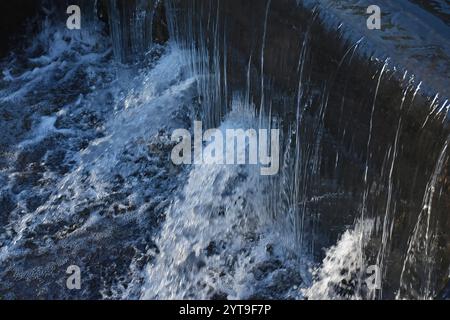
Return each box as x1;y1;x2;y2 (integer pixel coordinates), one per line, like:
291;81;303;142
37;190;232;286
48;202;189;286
0;0;448;300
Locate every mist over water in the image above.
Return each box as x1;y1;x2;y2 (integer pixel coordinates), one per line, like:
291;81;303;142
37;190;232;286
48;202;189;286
0;0;448;300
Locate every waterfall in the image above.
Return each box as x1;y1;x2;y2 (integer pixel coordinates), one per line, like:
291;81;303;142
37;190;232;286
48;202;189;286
0;0;448;300
106;0;165;63
397;138;449;299
157;0;450;300
141;98;308;299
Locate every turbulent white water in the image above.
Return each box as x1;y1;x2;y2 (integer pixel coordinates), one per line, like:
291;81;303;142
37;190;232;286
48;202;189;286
304;219;376;300
141;100;310;300
0;17;203;298
0;16;353;299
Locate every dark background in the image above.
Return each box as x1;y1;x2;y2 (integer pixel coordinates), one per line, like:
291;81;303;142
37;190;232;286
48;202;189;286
0;1;43;57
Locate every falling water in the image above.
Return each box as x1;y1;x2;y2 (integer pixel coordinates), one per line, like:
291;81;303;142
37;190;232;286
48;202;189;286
0;0;448;300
